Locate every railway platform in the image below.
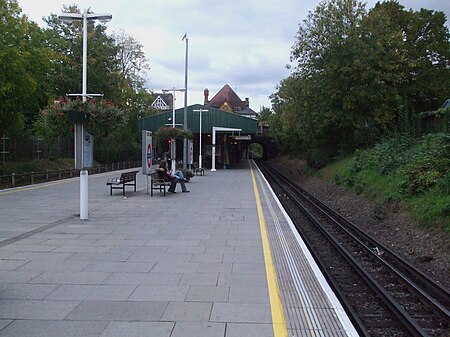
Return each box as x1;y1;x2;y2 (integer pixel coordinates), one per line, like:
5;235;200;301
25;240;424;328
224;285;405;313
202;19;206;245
0;160;358;337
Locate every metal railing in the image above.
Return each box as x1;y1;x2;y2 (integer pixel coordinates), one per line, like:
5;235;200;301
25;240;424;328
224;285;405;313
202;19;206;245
0;160;141;189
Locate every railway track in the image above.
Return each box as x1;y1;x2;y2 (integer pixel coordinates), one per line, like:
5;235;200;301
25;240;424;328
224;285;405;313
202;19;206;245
256;161;450;337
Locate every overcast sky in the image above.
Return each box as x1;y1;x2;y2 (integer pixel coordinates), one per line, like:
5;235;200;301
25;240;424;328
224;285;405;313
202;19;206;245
17;0;450;111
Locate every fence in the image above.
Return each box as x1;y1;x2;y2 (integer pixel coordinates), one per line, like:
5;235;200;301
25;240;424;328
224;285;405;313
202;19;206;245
0;160;141;189
1;135;73;162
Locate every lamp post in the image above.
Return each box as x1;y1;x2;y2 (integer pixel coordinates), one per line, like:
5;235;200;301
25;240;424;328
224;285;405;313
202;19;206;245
182;33;188;170
162;87;185;172
193;109;207;170
58;9;112;220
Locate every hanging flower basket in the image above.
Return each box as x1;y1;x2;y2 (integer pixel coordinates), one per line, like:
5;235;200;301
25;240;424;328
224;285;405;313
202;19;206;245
61;99;92;124
156;126;193;147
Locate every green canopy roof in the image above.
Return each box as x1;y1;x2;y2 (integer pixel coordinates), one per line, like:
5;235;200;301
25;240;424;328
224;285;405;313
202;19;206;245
138;104;258;134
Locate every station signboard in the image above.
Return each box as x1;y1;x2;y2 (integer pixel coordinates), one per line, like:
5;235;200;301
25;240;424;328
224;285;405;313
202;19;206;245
142;130;153;175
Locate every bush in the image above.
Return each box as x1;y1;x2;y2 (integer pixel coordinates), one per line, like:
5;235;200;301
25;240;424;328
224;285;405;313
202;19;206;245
307;148;331;169
401;133;450;194
332;132;450;230
95;128;140;164
351;134;415;175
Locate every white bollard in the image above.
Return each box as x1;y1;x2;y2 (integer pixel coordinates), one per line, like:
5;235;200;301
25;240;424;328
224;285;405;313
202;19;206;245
80;169;88;220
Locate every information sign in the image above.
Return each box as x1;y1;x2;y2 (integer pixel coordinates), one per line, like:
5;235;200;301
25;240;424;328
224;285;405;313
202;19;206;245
83;131;93;168
142;131;153;175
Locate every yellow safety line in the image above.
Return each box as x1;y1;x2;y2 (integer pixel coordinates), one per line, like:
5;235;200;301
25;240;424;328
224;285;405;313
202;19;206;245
249;160;288;337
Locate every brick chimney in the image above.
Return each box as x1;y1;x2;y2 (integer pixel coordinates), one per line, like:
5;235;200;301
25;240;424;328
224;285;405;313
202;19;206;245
245;97;249;107
204;88;209;105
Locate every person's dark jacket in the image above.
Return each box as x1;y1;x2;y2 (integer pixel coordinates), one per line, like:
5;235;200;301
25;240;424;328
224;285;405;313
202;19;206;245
157;166;174;182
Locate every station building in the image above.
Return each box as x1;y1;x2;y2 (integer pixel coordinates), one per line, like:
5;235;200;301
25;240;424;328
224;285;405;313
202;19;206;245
138;103;258;169
139;85;277;169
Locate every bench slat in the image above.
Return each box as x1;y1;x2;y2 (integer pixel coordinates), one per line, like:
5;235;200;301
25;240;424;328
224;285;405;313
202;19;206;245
150;173;171;196
107;170;139;196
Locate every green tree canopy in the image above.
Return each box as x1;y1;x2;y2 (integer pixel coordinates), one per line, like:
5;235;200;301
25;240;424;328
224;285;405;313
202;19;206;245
42;5;121;101
0;0;51;135
271;0;450;164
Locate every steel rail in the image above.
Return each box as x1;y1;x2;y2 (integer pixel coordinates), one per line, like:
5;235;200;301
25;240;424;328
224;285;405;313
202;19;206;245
258;164;372;337
257;161;449;337
264;163;450;319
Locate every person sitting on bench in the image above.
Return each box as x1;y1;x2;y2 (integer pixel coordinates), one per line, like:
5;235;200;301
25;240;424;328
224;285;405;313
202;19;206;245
156;160;189;193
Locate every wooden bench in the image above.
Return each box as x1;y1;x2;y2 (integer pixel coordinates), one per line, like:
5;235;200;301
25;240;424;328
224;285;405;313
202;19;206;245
149;172;172;196
106;170;139;196
192;162;205;176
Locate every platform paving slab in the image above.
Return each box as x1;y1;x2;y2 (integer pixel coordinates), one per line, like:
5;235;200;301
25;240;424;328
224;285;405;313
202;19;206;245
0;320;108;337
171;322;226;337
226;323;275;337
65;300;168;321
161;301;213;322
98;321;174;337
0;163;276;337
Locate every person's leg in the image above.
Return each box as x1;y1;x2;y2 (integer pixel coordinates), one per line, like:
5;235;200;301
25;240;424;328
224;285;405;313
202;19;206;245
179;179;189;192
168;180;177;193
174;170;185;179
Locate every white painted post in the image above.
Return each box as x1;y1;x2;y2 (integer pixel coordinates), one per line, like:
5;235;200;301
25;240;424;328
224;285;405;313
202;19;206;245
80;170;88;219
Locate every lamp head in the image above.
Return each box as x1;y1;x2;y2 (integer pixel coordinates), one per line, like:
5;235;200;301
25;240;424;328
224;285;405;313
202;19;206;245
95;14;112;23
58;13;81;23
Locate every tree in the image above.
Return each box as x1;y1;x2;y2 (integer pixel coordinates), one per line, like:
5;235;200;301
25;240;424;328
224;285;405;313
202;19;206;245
287;0;368;156
113;29;150;92
0;0;51;135
290;0;366;76
258;106;272;126
273;0;450;161
112;30;154;118
42;5;121;102
363;2;450;113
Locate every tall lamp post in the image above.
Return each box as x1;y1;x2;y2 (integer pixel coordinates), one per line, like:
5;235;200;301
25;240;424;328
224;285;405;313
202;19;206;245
58;9;112;220
193;109;207;170
182;33;188;170
162;87;185;172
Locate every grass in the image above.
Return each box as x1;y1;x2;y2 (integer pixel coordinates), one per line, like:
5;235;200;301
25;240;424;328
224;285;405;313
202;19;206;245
409;191;450;229
0;158;74;175
326;157;450;232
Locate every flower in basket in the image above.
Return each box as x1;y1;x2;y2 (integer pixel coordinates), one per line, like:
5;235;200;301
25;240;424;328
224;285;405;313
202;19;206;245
61;98;93;124
156;126;193;147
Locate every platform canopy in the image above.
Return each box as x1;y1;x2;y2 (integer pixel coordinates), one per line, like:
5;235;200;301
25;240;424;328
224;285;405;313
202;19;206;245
138;104;258;134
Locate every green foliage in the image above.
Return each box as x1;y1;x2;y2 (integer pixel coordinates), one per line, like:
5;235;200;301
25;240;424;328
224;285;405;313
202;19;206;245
94;127;140;164
333;133;450;230
350;135;415;174
34;98;125;139
418;107;450;134
112;29;150;93
33;102;72;139
0;158;74;175
272;0;450;160
0;0;51;135
155;127;193;147
307;148;332;169
401;133;450;194
409;192;450;230
258;106;272;126
42;6;121;101
0;2;155;165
